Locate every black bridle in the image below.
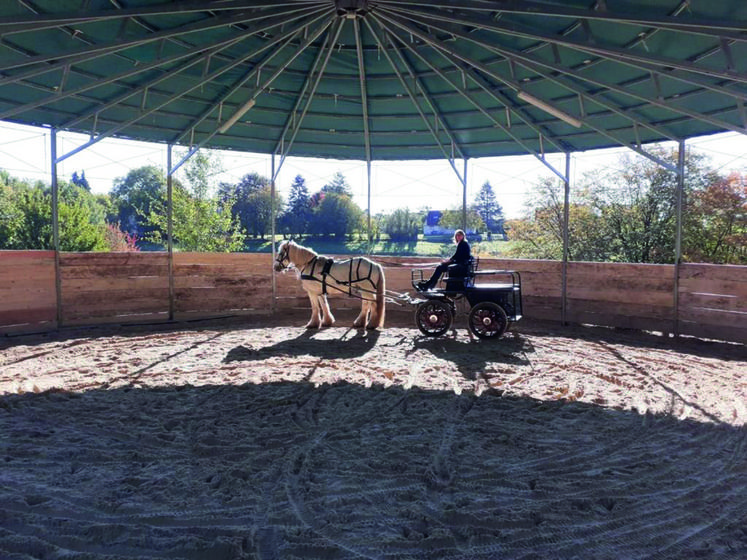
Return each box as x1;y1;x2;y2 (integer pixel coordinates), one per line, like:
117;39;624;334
275;243;291;270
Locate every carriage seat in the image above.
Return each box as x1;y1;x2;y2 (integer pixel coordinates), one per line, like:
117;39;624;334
444;256;479;290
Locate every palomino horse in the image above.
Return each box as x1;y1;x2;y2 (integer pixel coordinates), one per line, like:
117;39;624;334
274;240;386;330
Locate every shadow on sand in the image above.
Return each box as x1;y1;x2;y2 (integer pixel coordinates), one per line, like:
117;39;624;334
223;327;381;363
1;380;744;559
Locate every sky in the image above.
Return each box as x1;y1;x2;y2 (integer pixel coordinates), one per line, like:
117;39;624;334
2;120;747;220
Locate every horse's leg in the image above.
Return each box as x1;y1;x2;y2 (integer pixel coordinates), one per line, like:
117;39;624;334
319;294;335;327
305;288;321;329
353;299;370;329
365;297;379;329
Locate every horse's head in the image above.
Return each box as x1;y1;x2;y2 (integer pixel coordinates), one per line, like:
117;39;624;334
274;240;293;272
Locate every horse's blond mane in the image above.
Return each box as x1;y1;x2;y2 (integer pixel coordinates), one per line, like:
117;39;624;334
288;240;317;268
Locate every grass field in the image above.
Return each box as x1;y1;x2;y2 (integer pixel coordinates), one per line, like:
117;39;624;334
244;236;515;257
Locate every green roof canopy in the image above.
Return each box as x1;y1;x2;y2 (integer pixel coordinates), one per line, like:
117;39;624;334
1;0;746;163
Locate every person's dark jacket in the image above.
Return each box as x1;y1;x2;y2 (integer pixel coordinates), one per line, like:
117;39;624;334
449;239;471;266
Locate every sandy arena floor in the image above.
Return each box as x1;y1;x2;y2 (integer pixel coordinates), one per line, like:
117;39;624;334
1;312;746;559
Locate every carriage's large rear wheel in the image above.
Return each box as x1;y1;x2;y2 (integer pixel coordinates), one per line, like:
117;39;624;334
468;302;508;339
415;300;453;337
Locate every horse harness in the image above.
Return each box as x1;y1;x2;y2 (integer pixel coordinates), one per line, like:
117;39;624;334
300;255;376;297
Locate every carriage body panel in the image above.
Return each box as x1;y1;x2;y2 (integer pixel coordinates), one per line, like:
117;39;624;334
411;262;523;338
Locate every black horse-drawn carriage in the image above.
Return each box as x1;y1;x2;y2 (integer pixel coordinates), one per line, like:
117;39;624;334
410;257;522;339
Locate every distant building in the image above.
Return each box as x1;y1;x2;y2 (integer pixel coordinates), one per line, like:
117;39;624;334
423;210;478;237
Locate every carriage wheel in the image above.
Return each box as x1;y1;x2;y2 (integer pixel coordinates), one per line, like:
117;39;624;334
468;302;508;339
415;300;453;337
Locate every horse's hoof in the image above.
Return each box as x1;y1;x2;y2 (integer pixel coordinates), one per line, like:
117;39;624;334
305;323;319;329
321;322;334;328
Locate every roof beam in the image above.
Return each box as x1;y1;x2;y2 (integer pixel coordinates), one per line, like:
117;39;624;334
171;15;334;169
377;24;467;160
0;5;322;73
383;4;747;86
374;8;569;153
396;13;680;142
380;5;747;135
378;17;569;182
365;17;466;181
273;17;343;179
376;8;677;171
0;0;329;32
353;16;372;163
375;0;747;36
56;14;332;164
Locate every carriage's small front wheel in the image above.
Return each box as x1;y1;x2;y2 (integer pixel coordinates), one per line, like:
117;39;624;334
415;300;453;337
468;302;508;339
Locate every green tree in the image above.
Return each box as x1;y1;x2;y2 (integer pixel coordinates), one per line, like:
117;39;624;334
308;192;362;238
321;171;353;196
506;187;610;261
438;207;485;233
684;172;747;264
0;171;23;249
473;181;504;233
218;172;283;240
110;166;167;241
384;208;420;241
6;179;107;251
587;148;719;263
282;174;312;236
146;153;244;252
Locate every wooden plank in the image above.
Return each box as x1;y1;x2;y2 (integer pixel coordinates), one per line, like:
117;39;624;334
679;291;745;312
60;265;169;279
62;298;169;319
173;275;271;289
568;261;672;276
173;252;268;266
60;252;167;266
0;290;56;310
0;307;56;326
62;276;168;292
679;263;747;284
678;278;747;299
0;250;55;264
63;312;169;327
679;307;747;329
567;298;674;320
566;286;674;306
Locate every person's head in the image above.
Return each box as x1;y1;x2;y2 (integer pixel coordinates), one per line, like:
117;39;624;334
453;229;466;243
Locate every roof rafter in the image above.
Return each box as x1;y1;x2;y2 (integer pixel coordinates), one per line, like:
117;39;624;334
379;16;570;181
0;0;328;32
366;17;467;181
0;5;321;73
375;0;747;37
273;16;343;178
170;13;335;170
383;4;747;86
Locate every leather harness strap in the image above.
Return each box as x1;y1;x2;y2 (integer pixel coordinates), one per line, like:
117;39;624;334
299;256;376;297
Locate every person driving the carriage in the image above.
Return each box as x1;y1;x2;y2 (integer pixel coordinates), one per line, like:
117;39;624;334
417;229;471;291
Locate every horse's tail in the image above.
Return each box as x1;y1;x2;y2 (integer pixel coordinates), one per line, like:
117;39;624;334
375;262;386;328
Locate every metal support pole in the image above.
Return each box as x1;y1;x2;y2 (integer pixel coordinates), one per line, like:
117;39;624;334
271;153;277;313
462;158;468;231
50;128;62;328
167;144;174;321
673;140;685;337
561;152;571;326
367;160;372;249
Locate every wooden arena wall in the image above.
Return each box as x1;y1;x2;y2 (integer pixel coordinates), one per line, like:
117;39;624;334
1;251;745;343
